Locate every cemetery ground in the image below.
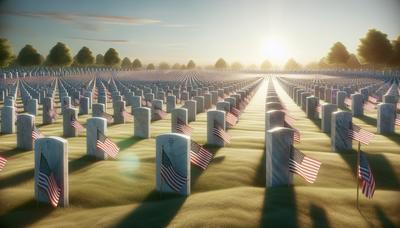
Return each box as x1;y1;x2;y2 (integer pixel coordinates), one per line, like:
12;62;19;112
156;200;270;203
0;75;399;227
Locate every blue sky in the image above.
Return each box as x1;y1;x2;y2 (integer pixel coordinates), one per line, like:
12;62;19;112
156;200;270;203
0;0;399;66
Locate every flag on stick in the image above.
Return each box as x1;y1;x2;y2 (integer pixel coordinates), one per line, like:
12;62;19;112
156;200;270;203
0;156;7;171
160;148;187;192
71;116;84;133
32;126;44;140
348;124;374;145
212;121;231;143
358;152;376;199
395;114;400;126
96;130;119;159
176;118;193;135
226;112;238;126
190;140;213;170
38;154;61;207
289;147;321;183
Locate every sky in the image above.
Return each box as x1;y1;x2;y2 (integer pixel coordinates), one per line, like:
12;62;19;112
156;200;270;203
0;0;399;67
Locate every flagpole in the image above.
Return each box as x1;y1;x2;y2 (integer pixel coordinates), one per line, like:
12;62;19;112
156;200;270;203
356;141;361;209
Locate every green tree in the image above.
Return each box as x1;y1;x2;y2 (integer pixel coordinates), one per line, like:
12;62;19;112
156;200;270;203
180;64;186;70
0;38;14;67
215;58;228;69
75;46;94;66
327;42;350;65
346;54;361;69
121;57;131;69
96;54;104;65
187;60;196;69
284;58;301;70
231;62;243;71
104;48;121;66
46;42;73;66
391;36;400;67
172;63;181;69
147;63;155;70
159;62;170;70
132;58;142;69
17;44;42;66
357;29;393;66
260;59;272;70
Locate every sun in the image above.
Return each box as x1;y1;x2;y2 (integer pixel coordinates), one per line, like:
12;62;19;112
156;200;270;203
260;37;288;65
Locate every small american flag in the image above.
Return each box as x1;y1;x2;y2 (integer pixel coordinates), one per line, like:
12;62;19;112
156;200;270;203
153;108;167;120
71;116;84;132
315;105;321;113
284;114;296;126
284;122;301;143
48;108;58;120
368;96;378;104
345;98;352;106
212;121;231;144
160;148;187;192
348;124;374;145
363;102;376;112
0;156;7;171
176;118;193;136
226;112;238;126
32;126;44;140
38;154;61;207
73;98;80;106
289;147;321;183
230;107;241;117
96;130;119;159
102;112;114;123
190;140;213;170
358;152;376;199
395;114;400;126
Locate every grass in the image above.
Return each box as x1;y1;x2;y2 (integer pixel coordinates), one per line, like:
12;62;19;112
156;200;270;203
0;76;399;227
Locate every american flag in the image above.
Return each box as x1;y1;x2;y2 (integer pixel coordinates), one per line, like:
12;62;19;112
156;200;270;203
289;147;321;183
358;152;376;199
226;112;238;126
230;107;241;117
160;148;187;192
146;100;152;107
190;140;213;170
395;114;400;126
284;114;296;126
363;102;376;112
176;118;193;135
96;130;119;159
284;122;301;143
38;154;61;207
154;108;167;120
102;112;114;123
73;98;80;106
345;98;352;106
121;107;132;120
397;103;400;111
48;108;58;120
315;105;321;113
71;116;84;132
0;156;7;171
32;126;44;140
348;124;374;145
368;96;378;104
212;121;231;143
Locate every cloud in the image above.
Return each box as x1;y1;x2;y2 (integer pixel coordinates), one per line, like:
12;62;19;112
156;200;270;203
68;37;130;43
0;10;160;30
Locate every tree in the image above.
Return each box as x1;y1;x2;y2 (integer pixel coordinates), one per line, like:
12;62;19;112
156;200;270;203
187;60;196;69
0;38;14;67
260;59;272;70
75;46;94;66
215;58;227;69
318;57;329;69
391;36;400;67
231;62;243;71
172;63;181;69
104;48;121;66
17;44;42;66
357;29;393;66
46;42;73;66
121;57;131;69
132;58;142;69
159;62;170;70
346;54;361;69
147;63;155;70
96;54;104;65
284;58;301;70
180;64;186;70
327;42;350;65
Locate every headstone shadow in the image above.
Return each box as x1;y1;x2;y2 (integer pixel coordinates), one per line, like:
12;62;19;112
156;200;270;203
0;168;34;189
310;203;330;228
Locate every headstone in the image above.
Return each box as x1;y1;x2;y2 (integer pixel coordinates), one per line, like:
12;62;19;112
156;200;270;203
194;96;205;113
321;104;337;133
156;133;190;195
216;101;230;112
184;100;197;122
34;137;68;207
265;127;294;187
151;99;164;120
63;108;79;137
210;91;218;105
114;100;126;124
383;95;397;104
331;111;352;152
377;103;395;134
300;92;311;111
133;107;151;138
61;96;71;113
17;113;35;150
207;110;226;147
337;91;347;109
166;95;176;113
27;99;38;116
171;108;188;133
306;96;319;119
130;96;142;109
98;95;107;109
351;93;364;117
42;97;55;124
86;117;108;159
92;103;105;117
204;93;212;110
79;97;89;115
4;97;15;107
1;106;16;134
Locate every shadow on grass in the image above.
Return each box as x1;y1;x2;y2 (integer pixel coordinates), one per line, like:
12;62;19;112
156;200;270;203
117;136;144;152
338;150;400;190
253;150;266;187
356;115;376;127
116;190;186;227
69;155;100;173
0;168;33;189
0;148;31;158
310;204;330;228
375;205;396;228
261;186;298;227
0;199;54;227
381;132;400;145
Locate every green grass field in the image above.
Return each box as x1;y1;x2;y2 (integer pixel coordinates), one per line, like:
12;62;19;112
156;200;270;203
0;76;399;227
